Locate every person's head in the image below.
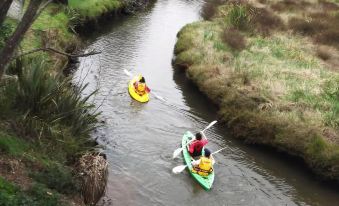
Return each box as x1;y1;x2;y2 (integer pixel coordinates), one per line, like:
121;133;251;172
140;77;145;83
204;148;211;158
195;132;202;140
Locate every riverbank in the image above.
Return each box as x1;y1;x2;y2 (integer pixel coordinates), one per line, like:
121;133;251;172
174;0;339;182
0;1;146;205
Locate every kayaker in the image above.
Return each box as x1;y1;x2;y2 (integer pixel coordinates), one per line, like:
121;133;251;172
188;132;208;157
191;148;215;176
134;76;150;96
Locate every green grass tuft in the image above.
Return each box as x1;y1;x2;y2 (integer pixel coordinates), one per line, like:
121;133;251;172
0;132;27;156
68;0;123;19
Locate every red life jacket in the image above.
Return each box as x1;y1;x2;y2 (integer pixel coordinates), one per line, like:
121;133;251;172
190;140;204;154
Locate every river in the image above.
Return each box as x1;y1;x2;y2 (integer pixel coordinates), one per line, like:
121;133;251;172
74;0;339;205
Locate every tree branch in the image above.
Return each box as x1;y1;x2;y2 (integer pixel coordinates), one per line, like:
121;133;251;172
11;47;101;60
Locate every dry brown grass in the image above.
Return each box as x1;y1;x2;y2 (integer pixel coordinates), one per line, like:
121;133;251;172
222;28;247;51
77;153;108;206
201;2;218;20
288;8;339;49
316;46;332;60
271;0;311;12
250;7;285;36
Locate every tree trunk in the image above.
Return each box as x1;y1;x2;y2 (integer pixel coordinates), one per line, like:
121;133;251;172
0;0;43;80
0;0;14;26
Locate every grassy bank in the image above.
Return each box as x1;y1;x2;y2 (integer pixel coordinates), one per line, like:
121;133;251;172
0;1;114;205
174;0;339;181
69;0;123;19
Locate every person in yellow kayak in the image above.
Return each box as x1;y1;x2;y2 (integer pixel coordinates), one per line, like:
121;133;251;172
133;76;151;96
191;148;215;176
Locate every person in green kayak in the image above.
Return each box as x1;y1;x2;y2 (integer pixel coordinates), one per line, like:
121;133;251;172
134;76;151;96
188;132;208;157
191;148;215;176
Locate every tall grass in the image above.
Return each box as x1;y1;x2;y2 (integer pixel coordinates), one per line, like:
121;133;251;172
1;58;99;159
227;5;250;30
0;177;64;206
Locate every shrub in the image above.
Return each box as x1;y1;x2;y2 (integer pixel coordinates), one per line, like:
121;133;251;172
201;2;217;20
289;18;318;36
227;4;251;31
222;28;247;51
250;7;285;36
31;162;78;195
0;177;63;206
0;22;14;49
315;30;339;48
271;0;311;12
316;46;332;60
0;132;26;156
7;58;99;137
0;58;99;160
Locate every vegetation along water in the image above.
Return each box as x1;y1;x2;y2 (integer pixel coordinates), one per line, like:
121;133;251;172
0;0;338;205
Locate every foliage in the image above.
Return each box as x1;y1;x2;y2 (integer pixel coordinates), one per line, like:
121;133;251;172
31;162;79;195
227;5;250;31
0;132;27;156
174;0;339;180
0;57;99;163
0;177;63;206
0;22;14;49
68;0;122;19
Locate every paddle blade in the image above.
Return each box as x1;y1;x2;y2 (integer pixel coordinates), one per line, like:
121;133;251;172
202;120;217;132
124;69;132;77
153;92;165;101
172;165;188;174
172;147;183;159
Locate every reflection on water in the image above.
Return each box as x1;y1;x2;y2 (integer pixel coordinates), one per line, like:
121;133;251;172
75;0;339;205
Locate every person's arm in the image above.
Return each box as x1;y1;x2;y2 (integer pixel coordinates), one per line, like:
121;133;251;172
191;159;201;166
211;155;215;165
146;86;151;93
188;142;195;154
201;131;207;140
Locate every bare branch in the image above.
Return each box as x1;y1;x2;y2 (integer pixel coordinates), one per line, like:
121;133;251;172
36;0;53;17
11;47;101;60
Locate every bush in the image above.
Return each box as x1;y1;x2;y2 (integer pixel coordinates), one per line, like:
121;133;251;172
201;2;217;20
271;0;311;12
250;7;285;36
0;23;14;49
288;17;327;36
5;58;99;137
0;58;99;161
316;46;332;60
222;28;246;51
0;132;26;156
31;162;79;195
0;177;63;206
227;5;250;31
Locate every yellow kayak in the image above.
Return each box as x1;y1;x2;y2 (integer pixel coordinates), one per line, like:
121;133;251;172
128;76;150;103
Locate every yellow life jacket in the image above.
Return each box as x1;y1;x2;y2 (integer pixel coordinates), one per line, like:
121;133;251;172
134;82;146;95
137;83;146;92
192;157;213;176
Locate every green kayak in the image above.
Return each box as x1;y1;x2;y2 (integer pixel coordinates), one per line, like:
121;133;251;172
182;131;214;190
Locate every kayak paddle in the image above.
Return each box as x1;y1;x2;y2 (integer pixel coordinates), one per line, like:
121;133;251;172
172;120;217;159
123;69;165;101
172;146;227;174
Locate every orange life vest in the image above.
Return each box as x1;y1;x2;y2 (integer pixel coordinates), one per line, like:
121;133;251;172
134;82;146;95
192;156;213;176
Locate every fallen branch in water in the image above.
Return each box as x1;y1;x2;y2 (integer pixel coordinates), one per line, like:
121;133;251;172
11;47;101;61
